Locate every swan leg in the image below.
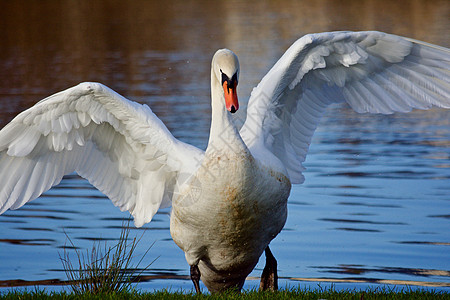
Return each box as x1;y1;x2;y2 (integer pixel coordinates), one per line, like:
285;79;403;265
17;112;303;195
259;246;278;291
190;265;201;294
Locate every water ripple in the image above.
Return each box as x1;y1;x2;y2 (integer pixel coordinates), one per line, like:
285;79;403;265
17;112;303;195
0;238;55;246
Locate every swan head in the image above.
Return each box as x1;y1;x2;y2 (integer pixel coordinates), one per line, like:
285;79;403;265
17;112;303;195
212;49;240;113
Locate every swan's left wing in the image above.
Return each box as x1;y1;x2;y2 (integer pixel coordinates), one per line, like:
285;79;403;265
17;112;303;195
240;31;450;184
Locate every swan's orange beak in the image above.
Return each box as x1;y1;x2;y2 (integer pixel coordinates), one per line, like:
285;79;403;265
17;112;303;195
223;80;239;113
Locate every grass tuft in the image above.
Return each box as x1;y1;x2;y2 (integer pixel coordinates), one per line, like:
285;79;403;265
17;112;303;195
59;219;155;295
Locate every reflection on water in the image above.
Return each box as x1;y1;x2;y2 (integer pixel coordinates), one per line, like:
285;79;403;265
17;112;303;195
0;0;449;292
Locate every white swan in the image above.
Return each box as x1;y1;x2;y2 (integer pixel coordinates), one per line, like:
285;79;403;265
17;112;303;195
0;31;449;292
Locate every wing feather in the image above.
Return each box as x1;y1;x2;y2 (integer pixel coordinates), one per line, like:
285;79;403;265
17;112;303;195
240;31;450;183
0;82;204;226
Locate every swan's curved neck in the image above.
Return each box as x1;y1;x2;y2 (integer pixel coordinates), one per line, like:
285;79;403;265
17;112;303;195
207;69;244;153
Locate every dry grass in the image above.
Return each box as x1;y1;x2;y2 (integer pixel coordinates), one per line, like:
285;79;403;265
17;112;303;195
59;219;155;295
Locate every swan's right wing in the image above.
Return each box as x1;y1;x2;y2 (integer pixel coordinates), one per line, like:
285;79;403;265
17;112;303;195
240;31;450;184
0;82;204;227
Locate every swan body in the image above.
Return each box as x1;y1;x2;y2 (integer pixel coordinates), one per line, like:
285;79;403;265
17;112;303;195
171;145;290;291
0;31;449;292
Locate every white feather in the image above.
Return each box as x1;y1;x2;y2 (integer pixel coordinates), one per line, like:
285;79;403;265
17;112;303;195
241;31;450;184
0;82;204;225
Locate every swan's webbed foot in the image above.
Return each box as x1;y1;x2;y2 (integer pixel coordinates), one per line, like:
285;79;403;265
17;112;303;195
190;264;201;294
259;246;278;291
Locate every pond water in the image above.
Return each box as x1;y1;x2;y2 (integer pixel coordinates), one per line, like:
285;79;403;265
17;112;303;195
0;0;449;293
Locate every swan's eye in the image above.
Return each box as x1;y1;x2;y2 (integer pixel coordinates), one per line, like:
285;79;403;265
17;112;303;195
231;73;238;86
221;71;229;86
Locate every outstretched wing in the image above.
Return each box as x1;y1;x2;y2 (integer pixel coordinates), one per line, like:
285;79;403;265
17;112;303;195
240;31;450;184
0;82;204;226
